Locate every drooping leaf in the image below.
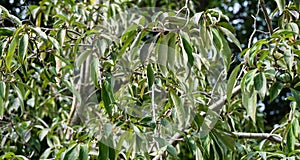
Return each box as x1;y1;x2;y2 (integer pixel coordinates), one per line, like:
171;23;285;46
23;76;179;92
269;82;283;102
48;36;63;55
0;97;3;120
39;128;50;141
140;33;158;65
295;0;300;11
90;58;100;89
30;27;47;41
227;64;240;103
154;137;178;158
167;32;176;69
290;88;300;107
181;35;194;67
219;31;232;72
18;34;29;64
102;80;115;115
158;34;170;67
6;35;18;71
287;126;295;152
147;64;154;88
219;26;242;51
241;69;257;92
79;144;88;160
63;144;79;160
0;28;15;36
40;148;52;159
75;49;92;67
195;147;204;160
170;90;185;128
120;30;136;56
0;81;6;99
275;0;285;14
292;118;299;138
12;84;24;116
242;90;257;123
254;72;267;100
211;28;223;52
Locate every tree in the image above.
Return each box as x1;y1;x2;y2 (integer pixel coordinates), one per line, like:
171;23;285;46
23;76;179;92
0;0;300;159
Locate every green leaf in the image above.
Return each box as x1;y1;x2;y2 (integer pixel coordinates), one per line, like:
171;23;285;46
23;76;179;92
0;28;15;36
241;69;257;92
0;81;6;99
79;144;88;160
290;88;300;107
98;141;109;160
195;147;204;160
181;35;194;67
219;26;242;51
39;128;50;141
63;80;82;104
102;80;115;115
90;58;100;89
219;32;232;72
0;97;3;120
166;145;178;158
242;86;257;123
6;35;18;71
63;144;79;160
211;28;223;52
294;0;300;11
30;27;47;41
40;148;52;159
292;118;299;138
158;34;170;67
254;72;267;100
170;90;185;127
139;34;158;65
167;32;176;69
147;64;154;88
227;64;240;103
75;49;92;67
12;84;24;116
120;30;136;56
48;36;63;55
287;127;295;152
58;29;66;46
154;137;178;158
275;0;285;14
269;82;283;102
18;34;29;64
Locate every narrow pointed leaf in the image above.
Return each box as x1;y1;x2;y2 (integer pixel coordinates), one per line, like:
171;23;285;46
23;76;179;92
227;64;240;103
147;64;154;88
269;82;283;102
6;35;18;71
219;26;242;51
18;34;29;63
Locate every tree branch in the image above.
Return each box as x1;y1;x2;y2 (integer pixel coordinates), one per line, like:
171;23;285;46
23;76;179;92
260;0;273;35
232;132;300;148
209;85;241;111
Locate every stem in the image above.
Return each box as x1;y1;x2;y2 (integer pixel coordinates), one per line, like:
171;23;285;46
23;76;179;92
260;0;273;35
232;132;300;148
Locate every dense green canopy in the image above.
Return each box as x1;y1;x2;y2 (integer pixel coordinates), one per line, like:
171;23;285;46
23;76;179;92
0;0;300;159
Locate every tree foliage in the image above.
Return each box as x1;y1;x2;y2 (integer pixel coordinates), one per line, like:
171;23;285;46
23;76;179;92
0;0;300;159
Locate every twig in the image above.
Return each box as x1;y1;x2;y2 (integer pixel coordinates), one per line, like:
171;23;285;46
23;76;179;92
232;132;300;148
248;1;260;48
209;85;241;111
260;0;273;35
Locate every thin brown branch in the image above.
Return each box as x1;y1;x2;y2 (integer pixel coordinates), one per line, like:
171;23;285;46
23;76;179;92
260;0;273;35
